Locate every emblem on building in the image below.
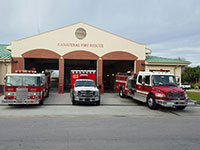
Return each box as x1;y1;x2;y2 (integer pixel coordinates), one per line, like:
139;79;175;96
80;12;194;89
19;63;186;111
75;28;87;40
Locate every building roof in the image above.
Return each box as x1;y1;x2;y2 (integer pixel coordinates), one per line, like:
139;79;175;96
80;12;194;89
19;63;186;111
146;55;190;64
14;22;145;46
0;44;11;59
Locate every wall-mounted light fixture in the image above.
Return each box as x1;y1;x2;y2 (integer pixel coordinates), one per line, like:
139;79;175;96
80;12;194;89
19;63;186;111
12;60;18;63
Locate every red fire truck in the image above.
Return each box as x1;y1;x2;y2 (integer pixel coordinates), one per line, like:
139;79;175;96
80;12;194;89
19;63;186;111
70;70;101;105
115;71;196;110
2;70;51;105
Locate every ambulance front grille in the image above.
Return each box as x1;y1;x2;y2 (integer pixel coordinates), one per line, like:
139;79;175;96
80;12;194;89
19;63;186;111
16;88;28;99
80;90;94;97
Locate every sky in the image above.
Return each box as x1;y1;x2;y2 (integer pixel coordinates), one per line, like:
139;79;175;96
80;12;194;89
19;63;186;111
0;0;200;66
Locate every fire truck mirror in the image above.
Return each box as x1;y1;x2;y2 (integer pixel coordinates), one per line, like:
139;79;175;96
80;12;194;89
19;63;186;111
177;77;180;85
4;77;6;83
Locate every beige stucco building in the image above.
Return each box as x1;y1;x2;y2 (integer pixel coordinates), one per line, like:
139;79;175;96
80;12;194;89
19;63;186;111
3;22;190;92
145;55;191;84
0;44;11;93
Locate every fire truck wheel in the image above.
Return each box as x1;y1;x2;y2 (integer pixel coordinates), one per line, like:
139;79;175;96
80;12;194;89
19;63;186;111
39;99;44;105
147;95;158;109
119;88;125;98
39;94;44;105
176;106;186;110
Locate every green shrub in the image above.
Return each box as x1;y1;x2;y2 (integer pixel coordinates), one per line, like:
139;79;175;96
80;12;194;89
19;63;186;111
194;83;200;88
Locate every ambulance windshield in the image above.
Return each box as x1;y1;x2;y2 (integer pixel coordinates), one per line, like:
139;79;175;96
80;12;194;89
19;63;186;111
74;80;96;87
6;76;41;86
152;75;177;86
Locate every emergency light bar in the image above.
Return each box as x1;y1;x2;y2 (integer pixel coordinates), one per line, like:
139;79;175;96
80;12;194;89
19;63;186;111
150;69;170;73
71;70;96;74
16;70;37;74
151;71;171;74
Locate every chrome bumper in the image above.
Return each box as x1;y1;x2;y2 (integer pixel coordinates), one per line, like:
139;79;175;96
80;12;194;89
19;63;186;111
2;99;40;105
74;96;100;102
155;99;197;107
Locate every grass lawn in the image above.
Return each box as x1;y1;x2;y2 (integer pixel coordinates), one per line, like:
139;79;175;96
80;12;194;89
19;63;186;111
186;92;200;104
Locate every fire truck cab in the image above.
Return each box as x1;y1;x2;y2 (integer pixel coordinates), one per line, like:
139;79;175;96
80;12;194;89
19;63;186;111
116;71;196;110
2;70;51;105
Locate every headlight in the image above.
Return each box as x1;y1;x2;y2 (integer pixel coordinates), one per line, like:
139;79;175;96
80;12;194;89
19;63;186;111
7;92;15;96
29;92;40;96
74;91;78;96
95;91;99;96
155;93;165;98
74;91;80;96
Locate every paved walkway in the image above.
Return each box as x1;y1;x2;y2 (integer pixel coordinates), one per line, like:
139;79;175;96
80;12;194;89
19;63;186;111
0;92;137;105
43;92;136;105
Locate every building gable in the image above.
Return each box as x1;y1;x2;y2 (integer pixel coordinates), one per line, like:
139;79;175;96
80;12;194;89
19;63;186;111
9;22;146;60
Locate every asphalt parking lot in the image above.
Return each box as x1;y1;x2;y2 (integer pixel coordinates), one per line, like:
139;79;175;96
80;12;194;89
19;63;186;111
0;92;200;150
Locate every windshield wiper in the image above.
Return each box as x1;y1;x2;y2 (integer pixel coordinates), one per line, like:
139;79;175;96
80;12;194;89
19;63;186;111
7;83;13;86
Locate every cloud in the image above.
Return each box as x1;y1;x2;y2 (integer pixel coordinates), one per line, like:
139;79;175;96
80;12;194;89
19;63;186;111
0;0;200;66
148;34;200;66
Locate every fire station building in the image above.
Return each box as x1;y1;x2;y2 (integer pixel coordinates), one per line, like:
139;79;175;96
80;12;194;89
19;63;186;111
4;22;190;92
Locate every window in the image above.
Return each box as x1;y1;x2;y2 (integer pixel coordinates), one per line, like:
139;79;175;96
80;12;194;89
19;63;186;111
74;80;96;87
152;75;177;86
138;75;142;84
23;76;40;86
6;76;23;86
145;76;150;85
6;76;41;86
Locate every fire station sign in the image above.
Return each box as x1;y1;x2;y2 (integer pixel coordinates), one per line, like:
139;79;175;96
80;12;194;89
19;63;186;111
57;43;104;48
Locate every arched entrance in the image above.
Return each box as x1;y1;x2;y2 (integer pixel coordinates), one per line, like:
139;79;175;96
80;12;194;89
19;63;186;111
22;49;60;71
63;50;99;91
22;49;61;91
102;51;138;91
